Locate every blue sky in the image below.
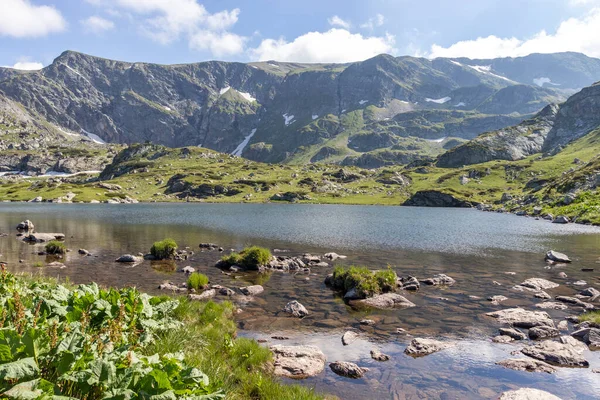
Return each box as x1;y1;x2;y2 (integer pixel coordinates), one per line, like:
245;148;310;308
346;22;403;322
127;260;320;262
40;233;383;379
2;0;600;69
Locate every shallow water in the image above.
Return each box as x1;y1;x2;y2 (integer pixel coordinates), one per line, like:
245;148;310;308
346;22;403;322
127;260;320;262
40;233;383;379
0;203;599;399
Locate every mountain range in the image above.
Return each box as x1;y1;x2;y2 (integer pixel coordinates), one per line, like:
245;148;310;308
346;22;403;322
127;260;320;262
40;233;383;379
2;50;600;169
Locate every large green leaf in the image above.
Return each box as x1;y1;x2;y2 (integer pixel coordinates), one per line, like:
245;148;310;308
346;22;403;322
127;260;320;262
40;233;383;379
2;378;53;400
0;357;39;382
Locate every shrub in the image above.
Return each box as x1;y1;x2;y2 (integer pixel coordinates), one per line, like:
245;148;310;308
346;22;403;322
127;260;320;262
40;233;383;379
45;240;66;255
220;246;271;270
187;272;209;290
330;265;397;298
151;238;178;260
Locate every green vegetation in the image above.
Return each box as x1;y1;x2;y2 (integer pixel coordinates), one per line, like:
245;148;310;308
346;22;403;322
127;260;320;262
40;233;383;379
0;270;324;400
187;272;209;290
32;261;44;268
220;246;272;270
331;265;397;298
44;240;66;255
579;310;600;325
151;238;178;260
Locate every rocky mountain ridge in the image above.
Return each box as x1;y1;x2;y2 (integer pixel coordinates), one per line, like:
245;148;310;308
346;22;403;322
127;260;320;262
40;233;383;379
2;50;597;166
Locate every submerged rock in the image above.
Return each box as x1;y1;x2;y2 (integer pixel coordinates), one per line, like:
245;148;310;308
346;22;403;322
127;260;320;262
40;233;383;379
115;254;142;263
351;293;416;310
486;308;555;328
488;295;508;305
399;276;420;291
555;296;593;309
571;327;600;350
499;327;527;340
239;285;264;296
520;278;559;290
329;361;368;378
23;233;65;243
271;345;326;379
420;274;455;286
404;338;453;357
545;250;571;263
498;388;562;400
284;300;309;317
535;302;568;310
521;340;589;367
370;349;390;361
496;358;556;373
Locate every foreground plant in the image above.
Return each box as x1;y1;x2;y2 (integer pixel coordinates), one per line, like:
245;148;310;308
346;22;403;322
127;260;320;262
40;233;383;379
0;269;222;399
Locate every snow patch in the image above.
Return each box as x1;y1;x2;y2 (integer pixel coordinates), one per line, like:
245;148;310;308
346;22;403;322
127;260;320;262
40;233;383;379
454;102;466;107
282;113;296;126
239;91;257;102
219;86;231;95
82;129;106;145
60;63;92;86
267;62;279;68
341;109;346;113
359;100;368;105
425;97;451;104
24;170;101;179
450;60;463;67
468;65;513;82
164;106;171;111
312;114;319;120
0;171;19;177
232;128;257;156
533;77;561;87
427;137;446;143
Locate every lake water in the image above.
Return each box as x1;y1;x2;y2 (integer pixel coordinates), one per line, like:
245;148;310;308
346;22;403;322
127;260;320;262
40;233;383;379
0;203;599;399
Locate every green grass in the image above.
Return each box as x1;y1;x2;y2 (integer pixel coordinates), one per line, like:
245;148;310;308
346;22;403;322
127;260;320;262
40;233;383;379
221;246;272;270
331;265;397;298
579;310;600;325
45;240;66;255
151;238;178;260
187;272;209;290
32;261;44;268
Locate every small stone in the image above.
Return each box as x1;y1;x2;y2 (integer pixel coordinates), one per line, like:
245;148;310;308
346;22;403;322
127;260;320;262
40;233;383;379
239;285;264;296
499;327;527;340
404;338;453;357
528;325;560;340
492;335;514;343
359;319;375;326
545;250;571;263
341;331;358;346
370;349;390;361
329;361;368;378
496;358;556;374
283;300;308;317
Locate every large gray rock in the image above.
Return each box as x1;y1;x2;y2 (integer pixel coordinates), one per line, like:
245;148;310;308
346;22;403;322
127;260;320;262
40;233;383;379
496;358;556;373
499;327;527;340
528;325;560;340
545;250;571;263
571;327;600;350
370;349;391;361
23;233;65;243
16;220;34;231
239;285;264;296
521;340;589;367
421;274;455;286
351;293;416;310
555;296;594;309
520;278;559;290
329;361;368;378
404;338;453;357
486;308;555;328
283;300;309;317
115;254;142;263
271;345;326;379
580;287;600;298
535;302;568;310
553;215;570;224
498;388;562;400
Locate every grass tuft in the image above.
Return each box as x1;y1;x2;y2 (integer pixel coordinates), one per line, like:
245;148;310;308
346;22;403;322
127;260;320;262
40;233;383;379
45;240;66;255
151;238;178;260
187;272;209;290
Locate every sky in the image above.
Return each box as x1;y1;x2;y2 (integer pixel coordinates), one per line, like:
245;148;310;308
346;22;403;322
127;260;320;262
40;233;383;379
2;0;600;70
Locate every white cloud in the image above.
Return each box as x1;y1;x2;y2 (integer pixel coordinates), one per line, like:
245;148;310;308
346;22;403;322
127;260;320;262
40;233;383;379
81;16;115;34
328;15;350;29
189;30;246;57
85;0;246;56
250;28;396;63
360;14;385;30
0;0;66;38
429;7;600;59
3;61;44;70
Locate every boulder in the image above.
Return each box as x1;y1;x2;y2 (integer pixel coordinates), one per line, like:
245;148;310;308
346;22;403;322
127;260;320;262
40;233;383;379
399;276;420;291
534;291;551;299
498;388;562;400
370;349;390;361
240;285;264;296
329;361;368;379
545;250;571;263
521;340;589;367
341;331;358;346
270;345;326;379
528;326;560;340
351;293;416;310
188;289;216;301
115;254;142;263
486;308;555;328
499;327;527;341
284;300;308;317
16;220;34;231
23;233;65;243
553;215;570;224
323;252;346;260
496;359;556;374
420;274;455;286
571;328;600;350
580;287;600;298
535;302;568;310
555;296;594;309
404;338;453;357
520;278;559;290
